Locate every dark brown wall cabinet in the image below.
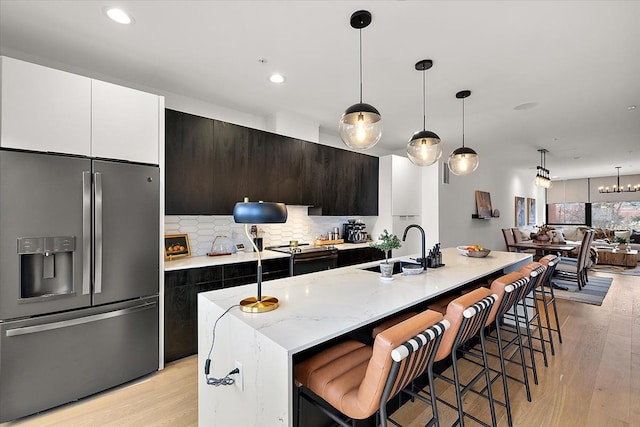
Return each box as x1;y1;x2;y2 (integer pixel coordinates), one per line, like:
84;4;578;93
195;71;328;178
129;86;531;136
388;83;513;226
165;109;378;216
164;258;289;362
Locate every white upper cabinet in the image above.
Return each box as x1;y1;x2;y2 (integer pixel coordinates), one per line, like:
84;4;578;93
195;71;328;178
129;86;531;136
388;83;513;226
1;56;160;164
91;80;159;164
0;56;91;155
391;155;422;216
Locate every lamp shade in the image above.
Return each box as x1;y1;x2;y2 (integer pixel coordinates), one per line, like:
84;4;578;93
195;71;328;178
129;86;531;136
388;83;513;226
407;130;442;166
339;103;383;150
447;146;479;176
233;201;287;224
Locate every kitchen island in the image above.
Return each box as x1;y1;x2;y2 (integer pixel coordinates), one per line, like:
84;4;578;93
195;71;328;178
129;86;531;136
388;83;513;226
197;248;531;426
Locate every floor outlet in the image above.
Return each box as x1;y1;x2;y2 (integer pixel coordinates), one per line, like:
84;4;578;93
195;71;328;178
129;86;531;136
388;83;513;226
235;360;243;391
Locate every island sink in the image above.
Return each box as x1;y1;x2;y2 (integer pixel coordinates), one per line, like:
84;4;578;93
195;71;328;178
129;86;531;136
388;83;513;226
360;261;422;275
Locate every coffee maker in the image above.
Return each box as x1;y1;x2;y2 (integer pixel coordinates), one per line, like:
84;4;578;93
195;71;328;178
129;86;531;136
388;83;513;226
343;220;367;243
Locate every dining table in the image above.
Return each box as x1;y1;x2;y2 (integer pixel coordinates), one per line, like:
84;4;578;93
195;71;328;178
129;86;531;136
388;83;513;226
510;241;578;257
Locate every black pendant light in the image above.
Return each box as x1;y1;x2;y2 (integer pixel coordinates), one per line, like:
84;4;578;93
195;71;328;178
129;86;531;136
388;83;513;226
407;59;442;166
598;166;639;193
448;90;479;175
338;10;382;150
535;149;552;189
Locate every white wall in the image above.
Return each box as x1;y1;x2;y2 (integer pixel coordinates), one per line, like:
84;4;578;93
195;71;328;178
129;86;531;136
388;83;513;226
438;156;546;252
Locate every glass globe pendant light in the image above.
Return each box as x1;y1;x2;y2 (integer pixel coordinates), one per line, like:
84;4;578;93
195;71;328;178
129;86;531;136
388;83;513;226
338;10;382;150
448;90;479;175
407;59;441;166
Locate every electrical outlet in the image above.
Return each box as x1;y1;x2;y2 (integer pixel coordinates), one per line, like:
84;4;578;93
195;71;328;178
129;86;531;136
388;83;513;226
235;360;243;391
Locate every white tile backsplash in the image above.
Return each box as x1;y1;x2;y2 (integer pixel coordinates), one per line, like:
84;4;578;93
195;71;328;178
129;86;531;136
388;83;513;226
165;206;377;256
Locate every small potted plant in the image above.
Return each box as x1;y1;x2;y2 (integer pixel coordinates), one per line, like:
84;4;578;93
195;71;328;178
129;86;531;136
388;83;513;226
370;229;402;280
615;236;628;251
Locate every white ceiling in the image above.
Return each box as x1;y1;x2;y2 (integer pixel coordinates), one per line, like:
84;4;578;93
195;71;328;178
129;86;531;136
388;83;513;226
1;0;639;181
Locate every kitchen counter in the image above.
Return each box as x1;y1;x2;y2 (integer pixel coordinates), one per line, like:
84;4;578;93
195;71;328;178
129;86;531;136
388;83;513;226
163;242;373;271
197;248;531;426
163;250;290;271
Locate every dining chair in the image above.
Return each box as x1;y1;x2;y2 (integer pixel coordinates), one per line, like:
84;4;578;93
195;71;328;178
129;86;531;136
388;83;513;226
555;229;594;290
502;228;517;252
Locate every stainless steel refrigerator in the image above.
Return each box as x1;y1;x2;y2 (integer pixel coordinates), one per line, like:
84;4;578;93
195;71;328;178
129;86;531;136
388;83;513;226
0;149;160;422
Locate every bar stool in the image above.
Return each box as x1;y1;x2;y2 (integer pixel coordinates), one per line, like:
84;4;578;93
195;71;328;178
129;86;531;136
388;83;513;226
294;310;448;427
463;272;532;426
371;311;418;339
538;254;562;352
424;288;500;427
499;262;547;389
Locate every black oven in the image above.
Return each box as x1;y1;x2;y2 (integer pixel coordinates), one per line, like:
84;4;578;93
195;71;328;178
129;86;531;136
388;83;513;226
268;245;339;276
290;248;338;276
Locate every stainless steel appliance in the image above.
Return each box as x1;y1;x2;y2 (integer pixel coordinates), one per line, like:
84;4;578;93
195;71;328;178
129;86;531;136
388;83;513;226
268;244;338;276
343;221;368;243
0;150;159;422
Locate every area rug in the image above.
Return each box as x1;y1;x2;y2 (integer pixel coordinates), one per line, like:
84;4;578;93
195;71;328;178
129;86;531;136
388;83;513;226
590;264;640;276
551;275;613;306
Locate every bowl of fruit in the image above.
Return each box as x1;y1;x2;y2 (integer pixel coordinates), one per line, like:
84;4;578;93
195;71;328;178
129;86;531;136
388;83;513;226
456;245;491;258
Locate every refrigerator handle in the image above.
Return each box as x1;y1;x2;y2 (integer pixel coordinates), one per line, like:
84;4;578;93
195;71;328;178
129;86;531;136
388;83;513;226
94;172;103;294
5;301;157;337
82;171;92;296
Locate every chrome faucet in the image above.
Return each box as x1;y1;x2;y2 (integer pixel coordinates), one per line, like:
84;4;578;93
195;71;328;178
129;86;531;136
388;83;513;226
402;224;426;269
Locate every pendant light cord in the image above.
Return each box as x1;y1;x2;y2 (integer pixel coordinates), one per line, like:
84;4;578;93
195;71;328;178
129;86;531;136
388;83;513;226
422;68;426;130
461;96;466;148
359;28;363;103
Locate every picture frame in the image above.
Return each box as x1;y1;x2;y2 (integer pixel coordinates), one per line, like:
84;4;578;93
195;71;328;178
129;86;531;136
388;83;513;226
527;197;536;225
164;234;191;260
515;196;526;227
475;190;493;219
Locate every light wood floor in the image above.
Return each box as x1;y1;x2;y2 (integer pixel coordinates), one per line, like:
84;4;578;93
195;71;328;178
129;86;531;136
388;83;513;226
2;270;639;427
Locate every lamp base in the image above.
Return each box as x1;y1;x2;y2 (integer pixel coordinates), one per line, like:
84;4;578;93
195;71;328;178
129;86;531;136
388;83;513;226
239;296;279;313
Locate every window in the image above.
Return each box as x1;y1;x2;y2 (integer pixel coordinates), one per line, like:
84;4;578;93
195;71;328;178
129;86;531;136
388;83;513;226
591;202;640;229
547;203;588;225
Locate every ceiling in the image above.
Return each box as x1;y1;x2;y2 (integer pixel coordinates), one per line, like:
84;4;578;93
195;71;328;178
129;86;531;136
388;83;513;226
1;0;639;181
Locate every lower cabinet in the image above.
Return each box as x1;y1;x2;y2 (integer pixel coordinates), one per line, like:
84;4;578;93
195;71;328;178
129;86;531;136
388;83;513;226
164;258;289;363
164;266;223;363
337;247;385;268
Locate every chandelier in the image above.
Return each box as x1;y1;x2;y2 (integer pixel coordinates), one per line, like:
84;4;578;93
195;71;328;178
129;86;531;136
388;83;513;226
598;167;640;193
535;149;551;189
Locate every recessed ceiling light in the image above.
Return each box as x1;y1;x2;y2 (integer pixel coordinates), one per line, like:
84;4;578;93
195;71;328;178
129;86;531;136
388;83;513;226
514;102;539;111
104;7;135;25
269;73;286;84
628;105;637;110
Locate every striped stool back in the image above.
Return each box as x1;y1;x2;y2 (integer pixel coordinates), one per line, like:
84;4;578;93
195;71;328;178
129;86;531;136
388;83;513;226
495;274;530;320
519;262;547;297
539;254;558;288
382;320;450;404
454;294;499;349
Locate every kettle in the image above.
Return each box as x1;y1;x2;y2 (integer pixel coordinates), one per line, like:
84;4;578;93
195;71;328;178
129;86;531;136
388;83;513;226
208;235;234;256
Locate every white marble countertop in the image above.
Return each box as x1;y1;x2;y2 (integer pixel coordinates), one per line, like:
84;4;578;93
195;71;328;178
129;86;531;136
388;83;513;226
163;250;290;271
163;242;373;271
199;247;531;354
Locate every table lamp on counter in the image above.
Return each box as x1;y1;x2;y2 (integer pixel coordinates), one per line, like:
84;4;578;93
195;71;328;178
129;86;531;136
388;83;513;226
233;197;288;313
